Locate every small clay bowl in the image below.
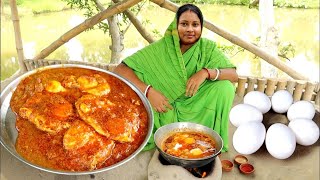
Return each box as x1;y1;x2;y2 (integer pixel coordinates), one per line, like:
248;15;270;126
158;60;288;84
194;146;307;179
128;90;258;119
234;154;248;166
221;159;234;172
239;163;254;175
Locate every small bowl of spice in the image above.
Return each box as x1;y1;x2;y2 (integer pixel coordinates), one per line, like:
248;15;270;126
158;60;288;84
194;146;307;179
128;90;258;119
239;163;254;175
221;159;234;172
234;154;248;166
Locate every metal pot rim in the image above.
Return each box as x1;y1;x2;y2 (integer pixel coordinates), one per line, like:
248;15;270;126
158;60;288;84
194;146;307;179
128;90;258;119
154;122;223;167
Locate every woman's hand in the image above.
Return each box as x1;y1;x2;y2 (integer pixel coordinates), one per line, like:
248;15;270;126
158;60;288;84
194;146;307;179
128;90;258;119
186;69;207;97
147;87;173;113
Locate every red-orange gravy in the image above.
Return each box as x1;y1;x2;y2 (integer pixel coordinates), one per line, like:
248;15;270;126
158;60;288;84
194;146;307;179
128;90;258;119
11;67;148;171
162;132;216;159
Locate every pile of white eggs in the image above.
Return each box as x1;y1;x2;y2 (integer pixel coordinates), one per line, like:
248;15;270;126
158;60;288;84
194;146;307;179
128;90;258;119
230;90;319;159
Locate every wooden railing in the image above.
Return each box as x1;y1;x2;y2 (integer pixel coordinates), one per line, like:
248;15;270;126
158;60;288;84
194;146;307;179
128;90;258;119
236;76;319;108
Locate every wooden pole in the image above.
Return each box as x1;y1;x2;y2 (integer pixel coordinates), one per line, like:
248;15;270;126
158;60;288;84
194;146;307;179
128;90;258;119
256;78;267;92
9;0;27;72
204;22;308;80
150;0;308;80
112;0;156;43
1;0;27;90
236;76;247;97
33;0;142;60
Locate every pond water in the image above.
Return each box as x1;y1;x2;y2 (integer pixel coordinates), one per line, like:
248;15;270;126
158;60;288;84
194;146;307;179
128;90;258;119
1;4;319;81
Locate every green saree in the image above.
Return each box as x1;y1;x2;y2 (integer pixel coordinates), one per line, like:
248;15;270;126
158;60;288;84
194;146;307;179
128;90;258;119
123;19;236;152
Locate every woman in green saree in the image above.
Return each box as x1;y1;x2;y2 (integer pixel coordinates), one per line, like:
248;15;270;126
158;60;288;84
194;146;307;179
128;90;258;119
114;4;238;152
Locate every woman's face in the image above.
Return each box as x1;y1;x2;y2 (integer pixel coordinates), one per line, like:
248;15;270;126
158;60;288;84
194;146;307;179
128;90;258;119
177;10;202;46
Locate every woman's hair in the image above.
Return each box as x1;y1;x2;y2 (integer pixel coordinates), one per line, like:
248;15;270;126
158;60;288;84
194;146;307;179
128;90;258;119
176;4;204;29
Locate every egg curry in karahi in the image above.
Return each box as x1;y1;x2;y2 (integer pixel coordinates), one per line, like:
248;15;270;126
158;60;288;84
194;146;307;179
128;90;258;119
10;67;148;171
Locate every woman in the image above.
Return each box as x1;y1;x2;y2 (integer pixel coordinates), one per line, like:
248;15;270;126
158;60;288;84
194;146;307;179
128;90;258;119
114;4;238;152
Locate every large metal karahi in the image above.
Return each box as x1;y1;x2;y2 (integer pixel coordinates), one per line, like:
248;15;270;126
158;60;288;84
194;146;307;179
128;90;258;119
0;64;154;175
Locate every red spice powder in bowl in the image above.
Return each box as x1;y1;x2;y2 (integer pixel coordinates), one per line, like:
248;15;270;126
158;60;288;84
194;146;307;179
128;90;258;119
239;163;254;175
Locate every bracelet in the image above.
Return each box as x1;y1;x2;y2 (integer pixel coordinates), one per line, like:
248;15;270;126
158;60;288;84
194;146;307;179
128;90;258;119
212;68;220;81
144;85;152;97
203;68;210;79
146;86;152;97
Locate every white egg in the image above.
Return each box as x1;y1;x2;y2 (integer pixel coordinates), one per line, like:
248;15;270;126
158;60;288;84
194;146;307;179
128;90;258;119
229;104;263;127
244;91;271;114
287;101;315;121
288;118;319;146
271;90;293;113
233;122;266;155
265;123;296;159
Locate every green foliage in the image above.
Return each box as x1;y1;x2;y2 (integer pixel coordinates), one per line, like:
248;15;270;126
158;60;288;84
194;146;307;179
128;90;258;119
62;0;147;35
16;0;24;5
171;0;197;4
211;0;251;5
151;29;162;38
13;0;319;13
217;37;296;62
18;0;69;14
63;0;104;31
3;0;23;5
274;0;319;8
172;0;319;8
216;43;245;58
278;42;295;59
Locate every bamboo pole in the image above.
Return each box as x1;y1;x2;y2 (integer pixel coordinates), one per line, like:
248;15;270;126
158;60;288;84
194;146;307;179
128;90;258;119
265;78;278;96
150;0;308;80
204;20;308;80
276;79;287;91
93;0;122;63
9;0;27;72
112;0;156;43
246;77;257;93
236;76;247;97
95;0;155;63
293;80;306;102
315;92;320;107
33;0;142;60
302;82;316;101
256;78;267;92
286;80;296;94
96;0;156;44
